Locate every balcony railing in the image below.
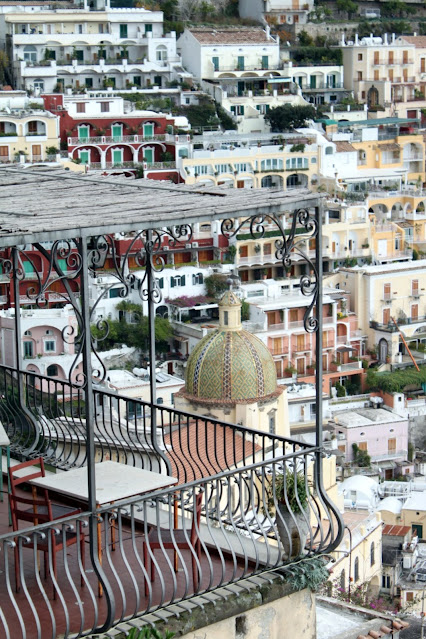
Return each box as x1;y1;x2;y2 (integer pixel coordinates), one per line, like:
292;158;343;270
68;134;166;145
0;188;343;638
0;365;343;638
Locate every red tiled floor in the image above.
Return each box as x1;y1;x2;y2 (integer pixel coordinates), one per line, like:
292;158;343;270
0;478;248;639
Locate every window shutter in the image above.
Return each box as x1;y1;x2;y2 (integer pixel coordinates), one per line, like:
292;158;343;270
159;278;164;289
171;277;175;288
181;275;186;286
240;105;245;115
230;106;235;114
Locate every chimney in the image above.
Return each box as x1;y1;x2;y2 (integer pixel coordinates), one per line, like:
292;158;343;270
392;33;396;43
265;24;270;39
384;33;388;45
355;33;359;45
341;33;346;46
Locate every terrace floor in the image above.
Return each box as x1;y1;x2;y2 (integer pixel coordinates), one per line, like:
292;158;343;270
0;476;248;639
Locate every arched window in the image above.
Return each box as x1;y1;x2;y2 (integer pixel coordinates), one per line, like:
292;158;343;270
370;541;375;566
325;146;334;155
156;45;167;62
46;364;58;377
354;557;359;582
23;45;37;62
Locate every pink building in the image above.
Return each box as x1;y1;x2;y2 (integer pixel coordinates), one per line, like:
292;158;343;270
333;407;409;476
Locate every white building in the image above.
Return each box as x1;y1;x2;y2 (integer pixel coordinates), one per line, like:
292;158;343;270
6;6;185;93
238;0;313;26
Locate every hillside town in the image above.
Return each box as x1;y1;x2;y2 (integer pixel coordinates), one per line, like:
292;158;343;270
0;0;426;638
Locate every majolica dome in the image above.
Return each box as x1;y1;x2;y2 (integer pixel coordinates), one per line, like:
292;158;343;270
184;290;278;404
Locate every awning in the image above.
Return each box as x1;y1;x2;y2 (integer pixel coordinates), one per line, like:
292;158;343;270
336;345;353;352
174;336;188;342
379;143;400;152
378;460;397;469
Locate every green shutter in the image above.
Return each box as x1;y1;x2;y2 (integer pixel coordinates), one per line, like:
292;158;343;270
230;106;236;114
159;277;164;289
181;275;185;286
171;277;175;288
240;105;244;116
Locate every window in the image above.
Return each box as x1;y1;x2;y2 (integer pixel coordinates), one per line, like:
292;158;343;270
24;330;32;336
24;341;33;358
230;105;245;116
358;441;368;452
46;364;58;377
383;282;391;300
358;53;363;61
268;413;275;434
109;288;120;298
389;51;394;64
100;102;110;113
85;78;93;88
406;592;414;602
374;51;379;65
145;23;152;32
127;400;142;418
237;55;244;70
23;45;37;62
158;277;164;289
403;50;408;64
156;46;167;62
44;340;55;353
354;557;359;582
325;146;333;155
382;575;391;588
261;55;268;70
76;102;86;113
212;56;219;71
193;165;208;175
261;158;283;171
357;71;363;81
388;437;396;454
224;310;228;325
383;307;390;325
119;24;128;38
370;541;375;566
192;272;203;285
412;279;419;296
170;275;186;288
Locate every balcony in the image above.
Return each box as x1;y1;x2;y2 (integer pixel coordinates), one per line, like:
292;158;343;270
0;366;342;638
68;134;166;146
0;177;342;638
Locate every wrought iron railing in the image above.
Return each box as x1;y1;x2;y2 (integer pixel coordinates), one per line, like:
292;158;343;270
0;442;342;638
0;197;344;638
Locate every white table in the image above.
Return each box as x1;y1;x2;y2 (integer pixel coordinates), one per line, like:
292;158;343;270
30;460;177;506
31;461;178;595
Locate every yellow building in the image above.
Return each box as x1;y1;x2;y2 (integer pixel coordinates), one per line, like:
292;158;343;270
333;260;426;364
0;109;59;163
350;133;425;184
329;511;383;597
340;33;426;120
181;137;319;191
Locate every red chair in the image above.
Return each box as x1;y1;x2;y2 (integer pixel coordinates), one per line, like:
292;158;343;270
9;457;79;520
9;493;85;596
143;491;203;595
8;458;85;596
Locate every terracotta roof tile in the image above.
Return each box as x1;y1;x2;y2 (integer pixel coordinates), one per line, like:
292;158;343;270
335;141;357;153
379;142;400;152
165;421;261;484
383;524;411;536
188;27;271;45
401;35;426;48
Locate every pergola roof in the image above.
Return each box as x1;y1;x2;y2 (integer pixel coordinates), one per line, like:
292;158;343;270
0;167;321;247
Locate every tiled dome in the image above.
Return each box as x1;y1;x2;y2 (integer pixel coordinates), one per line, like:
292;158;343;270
184;292;277;404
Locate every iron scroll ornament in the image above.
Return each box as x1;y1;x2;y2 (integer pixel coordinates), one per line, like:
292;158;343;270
221;208;319;333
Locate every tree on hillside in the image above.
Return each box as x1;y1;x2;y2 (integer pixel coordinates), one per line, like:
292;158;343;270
265;104;317;132
336;0;358;18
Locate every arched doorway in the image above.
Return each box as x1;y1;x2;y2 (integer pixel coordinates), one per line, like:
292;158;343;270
378;338;388;363
367;86;379;108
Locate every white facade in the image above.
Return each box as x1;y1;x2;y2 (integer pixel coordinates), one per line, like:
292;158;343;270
6;8;184;93
238;0;313;26
177;27;280;82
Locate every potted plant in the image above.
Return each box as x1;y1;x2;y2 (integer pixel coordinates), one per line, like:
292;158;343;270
269;470;310;559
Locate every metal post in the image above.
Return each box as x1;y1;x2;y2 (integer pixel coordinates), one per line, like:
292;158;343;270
12;248;24;403
146;229;157;426
346;525;353;602
315;202;324;455
79;237;115;621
